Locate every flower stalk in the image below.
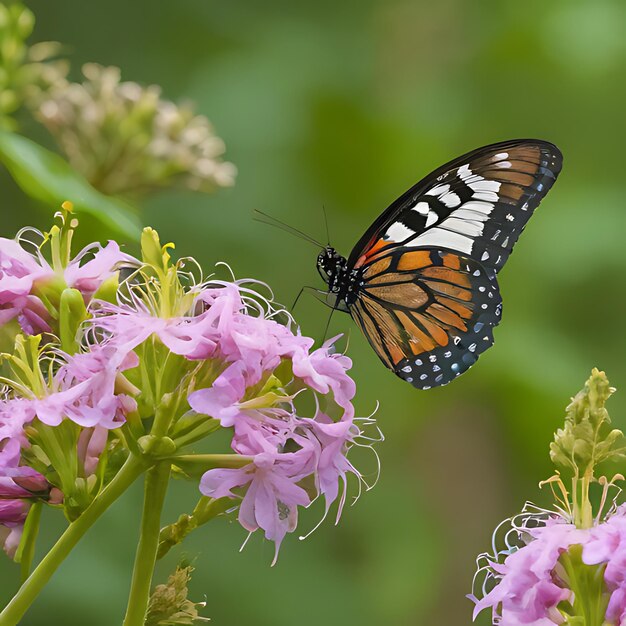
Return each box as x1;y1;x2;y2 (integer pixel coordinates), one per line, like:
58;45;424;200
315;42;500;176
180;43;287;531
0;455;144;626
122;461;171;626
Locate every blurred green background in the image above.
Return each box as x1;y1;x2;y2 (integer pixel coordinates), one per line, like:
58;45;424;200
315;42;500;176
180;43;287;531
1;0;626;624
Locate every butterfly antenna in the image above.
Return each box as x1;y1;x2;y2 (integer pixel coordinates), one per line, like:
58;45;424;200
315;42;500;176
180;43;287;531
253;209;325;249
322;204;331;246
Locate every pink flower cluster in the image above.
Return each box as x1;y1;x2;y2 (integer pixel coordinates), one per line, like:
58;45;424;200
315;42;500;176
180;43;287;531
0;228;369;562
0;234;139;553
92;282;364;561
471;506;626;625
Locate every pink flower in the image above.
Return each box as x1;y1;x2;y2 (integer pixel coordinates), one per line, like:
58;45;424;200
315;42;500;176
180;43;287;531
0;345;137;432
292;337;356;417
0;238;50;328
300;415;360;518
77;427;109;476
188;362;249;428
473;518;583;624
0;440;47;558
200;451;311;564
64;241;135;298
583;505;626;624
46;346;138;428
0;236;136;333
472;506;626;625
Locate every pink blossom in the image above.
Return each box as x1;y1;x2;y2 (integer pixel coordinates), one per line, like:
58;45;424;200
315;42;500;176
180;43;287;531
300;415;360;518
77;427;109;476
583;505;626;624
87;279;366;560
188;362;249;428
63;241;134;298
0;440;47;558
292;337;356;417
48;346;138;428
472;506;626;625
0;346;137;432
472;517;587;625
0;236;136;333
0;238;50;328
200;451;310;564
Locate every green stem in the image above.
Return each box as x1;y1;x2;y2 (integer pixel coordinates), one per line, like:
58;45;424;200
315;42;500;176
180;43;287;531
122;461;171;626
0;456;144;626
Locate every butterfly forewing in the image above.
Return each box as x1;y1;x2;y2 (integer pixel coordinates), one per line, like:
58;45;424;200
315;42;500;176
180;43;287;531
348;140;562;273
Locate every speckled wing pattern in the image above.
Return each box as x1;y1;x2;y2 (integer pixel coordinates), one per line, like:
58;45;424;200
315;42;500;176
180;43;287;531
347;140;562;389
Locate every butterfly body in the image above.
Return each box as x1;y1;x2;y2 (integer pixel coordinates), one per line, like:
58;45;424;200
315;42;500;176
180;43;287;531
316;139;562;389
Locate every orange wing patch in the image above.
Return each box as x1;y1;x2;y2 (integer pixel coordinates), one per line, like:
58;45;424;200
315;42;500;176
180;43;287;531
397;250;432;271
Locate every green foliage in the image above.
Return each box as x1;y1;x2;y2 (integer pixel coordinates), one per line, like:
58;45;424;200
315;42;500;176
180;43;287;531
0;2;67;130
0;131;141;238
550;368;626;477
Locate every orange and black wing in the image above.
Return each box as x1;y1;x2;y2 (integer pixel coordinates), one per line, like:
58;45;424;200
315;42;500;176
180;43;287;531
350;248;502;389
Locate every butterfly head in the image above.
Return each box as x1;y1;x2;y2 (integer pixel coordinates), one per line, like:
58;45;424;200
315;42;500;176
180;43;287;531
317;246;348;292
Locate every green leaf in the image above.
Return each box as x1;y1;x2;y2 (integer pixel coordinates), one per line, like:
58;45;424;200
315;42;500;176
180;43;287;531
0;131;141;239
14;501;42;583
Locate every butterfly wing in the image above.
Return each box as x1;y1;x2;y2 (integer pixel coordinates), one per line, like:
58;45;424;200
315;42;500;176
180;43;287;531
347;139;562;273
350;248;502;389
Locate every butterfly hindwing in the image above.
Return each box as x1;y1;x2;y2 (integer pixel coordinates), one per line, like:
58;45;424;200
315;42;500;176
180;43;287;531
348;140;562;274
350;249;502;389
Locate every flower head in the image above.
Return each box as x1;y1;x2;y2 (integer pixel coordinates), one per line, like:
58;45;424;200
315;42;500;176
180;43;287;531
472;369;626;625
0;214;137;335
36;63;236;197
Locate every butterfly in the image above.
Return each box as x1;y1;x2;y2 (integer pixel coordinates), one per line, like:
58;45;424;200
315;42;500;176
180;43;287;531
315;139;562;389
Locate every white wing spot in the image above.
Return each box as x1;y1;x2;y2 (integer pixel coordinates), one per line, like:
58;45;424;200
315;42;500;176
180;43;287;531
385;222;414;242
411;228;473;254
442;217;483;237
463;201;494;215
440;192;461;208
413;201;430;215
